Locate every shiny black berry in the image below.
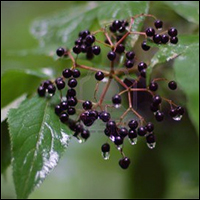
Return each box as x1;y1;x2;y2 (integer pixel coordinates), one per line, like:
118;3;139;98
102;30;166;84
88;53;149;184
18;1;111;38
81;129;90;140
112;20;122;30
125;60;134;68
153;34;162;44
63;69;72;78
138;62;147;72
112;94;121;105
68;97;77;106
169;108;178;117
47;84;56;95
72;69;81;78
38;86;46;97
119;157;130;169
114;136;123;146
128;129;137;139
116;44;125;53
43;80;52;89
95;71;104;81
126;51;135;60
168;81;177;90
154;20;163;29
67;89;76;97
140;69;146;78
60;112;69;123
79;30;90;39
100;111;111;122
101;143;110;152
141;41;150;51
68;78;77;88
92;45;101;55
82;101;92;110
138;126;147;136
109;25;116;33
146;122;154;132
119;127;128;138
146;134;156;143
150;103;159;112
73;45;81;54
81;44;87;53
145;27;155;37
67;107;76;115
152;95;162;106
128;120;138;129
106;121;117;134
85;35;95;45
170;37;178;44
176;106;184;115
168;27;178;37
161;35;169;44
155;111;164;122
149;82;158;91
107;51;116;61
55;104;62;115
61;101;68;110
119;25;126;33
56;47;65;57
75;38;82;46
56;80;65;90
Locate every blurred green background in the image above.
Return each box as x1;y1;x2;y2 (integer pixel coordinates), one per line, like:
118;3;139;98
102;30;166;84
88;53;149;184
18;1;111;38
1;1;199;199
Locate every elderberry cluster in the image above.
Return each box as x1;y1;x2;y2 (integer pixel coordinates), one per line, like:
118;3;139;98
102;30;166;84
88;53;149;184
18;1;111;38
37;15;184;170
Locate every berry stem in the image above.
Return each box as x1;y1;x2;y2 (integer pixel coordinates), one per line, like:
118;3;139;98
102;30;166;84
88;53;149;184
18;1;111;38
95;39;112;48
104;31;113;46
114;31;130;51
112;74;128;89
162;97;178;107
76;64;109;75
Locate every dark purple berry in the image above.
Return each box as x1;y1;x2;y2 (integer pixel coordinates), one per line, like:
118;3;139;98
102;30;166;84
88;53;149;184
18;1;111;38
128;129;137;139
141;41;150;51
109;25;116;33
128;120;138;129
146;122;154;132
60;112;69;123
145;27;155;37
119;25;126;33
125;60;134;68
169;108;178;117
68;78;77;88
161;35;169;44
116;44;125;53
86;52;94;60
101;143;110;152
107;51;116;61
82;101;92;110
106;121;116;135
170;37;178;44
72;69;81;78
140;69;146;78
81;129;90;140
154;20;163;29
126;51;135;60
95;71;104;81
75;38;82;46
149;82;158;91
150;103;159;112
68;97;77;106
138;126;147;136
67;107;76;115
146;134;156;143
85;35;95;45
119;157;130;169
81;44;87;53
100;111;111;122
92;45;101;55
168;27;178;37
104;128;111;137
119;127;128;138
73;45;81;54
79;30;90;39
56;80;65;90
112;94;121;105
114;136;123;146
155;111;164;122
38;86;46;97
89;110;99;120
43;80;52;89
56;47;65;57
153;34;162;44
112;20;122;30
47;84;56;95
138;62;147;72
176;106;184;115
61;101;68;110
168;81;177;90
62;69;72;78
55;104;62;115
67;89;76;97
152;95;162;106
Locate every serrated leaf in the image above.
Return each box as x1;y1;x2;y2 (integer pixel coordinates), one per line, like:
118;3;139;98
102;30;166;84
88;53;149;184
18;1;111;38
1;120;11;174
8;96;72;199
30;1;149;56
1;69;52;108
163;1;199;24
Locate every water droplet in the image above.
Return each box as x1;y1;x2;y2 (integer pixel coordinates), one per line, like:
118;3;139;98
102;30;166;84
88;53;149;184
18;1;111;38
77;137;86;144
49;93;54;97
172;115;182;121
129;137;137;145
102;77;108;83
147;142;156;149
117;144;123;151
102;152;110;160
114;104;121;109
109;135;115;142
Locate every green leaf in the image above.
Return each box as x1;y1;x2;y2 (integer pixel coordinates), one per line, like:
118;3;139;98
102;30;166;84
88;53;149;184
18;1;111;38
7;96;72;199
1;69;52;108
31;1;149;56
163;1;199;24
148;35;199;134
1;120;11;174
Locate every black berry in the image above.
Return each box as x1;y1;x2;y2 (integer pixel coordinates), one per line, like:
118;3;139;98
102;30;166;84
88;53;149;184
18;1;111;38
128;129;137;139
92;45;101;55
68;97;77;106
155;111;164;122
140;69;146;78
82;100;93;110
38;86;46;97
138;62;147;72
55;104;62;115
95;71;104;81
63;69;72;78
168;81;177;90
119;157;130;169
146;134;156;143
60;112;69;123
67;107;76;115
119;25;126;33
153;34;162;44
79;30;90;39
119;127;128;138
60;101;68;110
168;27;178;37
68;78;77;88
73;45;81;54
138;126;147;136
47;84;56;95
161;35;169;44
100;111;111;122
116;44;125;53
114;136;123;146
152;95;162;106
150;103;159;112
149;82;158;91
154;20;163;29
145;27;155;37
112;20;122;30
125;60;134;68
81;45;87;53
75;38;82;46
85;35;95;45
101;143;110;152
128;120;138;129
81;129;90;140
146;122;154;132
170;37;178;44
56;47;65;57
72;69;81;78
126;51;135;60
176;106;184;115
56;80;65;90
169;108;178;117
112;94;121;105
141;41;150;51
107;51;116;61
67;89;76;97
43;80;52;89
